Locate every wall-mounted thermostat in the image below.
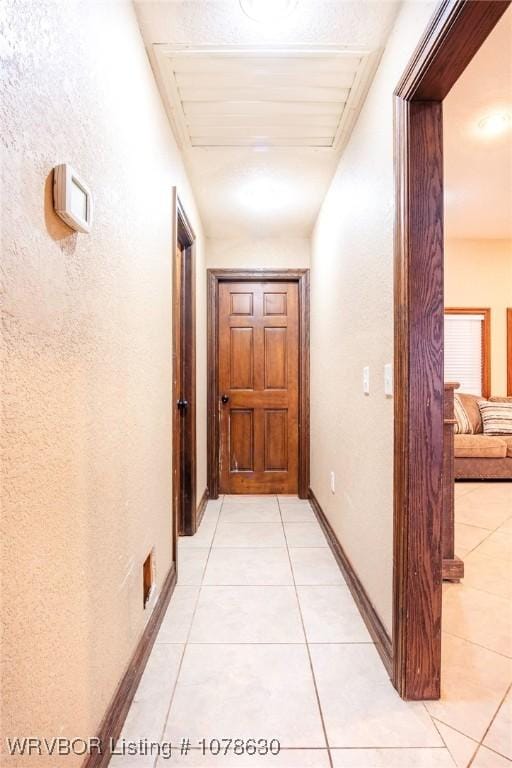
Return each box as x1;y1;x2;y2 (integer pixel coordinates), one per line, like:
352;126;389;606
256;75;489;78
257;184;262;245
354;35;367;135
53;164;93;233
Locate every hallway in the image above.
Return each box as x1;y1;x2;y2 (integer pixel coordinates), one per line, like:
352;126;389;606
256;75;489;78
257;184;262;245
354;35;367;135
111;495;452;768
3;2;512;767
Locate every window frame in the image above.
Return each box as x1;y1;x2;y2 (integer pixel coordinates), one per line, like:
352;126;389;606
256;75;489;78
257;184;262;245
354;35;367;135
444;307;491;398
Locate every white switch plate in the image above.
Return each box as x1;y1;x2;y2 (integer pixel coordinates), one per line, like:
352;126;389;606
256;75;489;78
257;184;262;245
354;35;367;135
330;471;335;494
363;366;370;395
384;363;393;396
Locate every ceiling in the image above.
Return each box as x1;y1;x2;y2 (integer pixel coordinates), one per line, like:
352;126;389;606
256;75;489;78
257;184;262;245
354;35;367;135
134;0;400;238
444;7;512;240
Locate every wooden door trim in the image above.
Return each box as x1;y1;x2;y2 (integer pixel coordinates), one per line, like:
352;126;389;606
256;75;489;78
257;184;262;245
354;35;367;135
444;307;491;398
393;0;509;700
172;190;197;547
507;309;512;397
207;268;310;499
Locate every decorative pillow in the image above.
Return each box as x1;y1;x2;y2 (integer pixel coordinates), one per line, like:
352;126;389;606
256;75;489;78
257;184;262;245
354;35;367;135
479;401;512;435
454;393;484;434
490;396;512;403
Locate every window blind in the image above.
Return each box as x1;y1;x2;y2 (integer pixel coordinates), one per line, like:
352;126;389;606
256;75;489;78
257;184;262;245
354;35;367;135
444;313;484;396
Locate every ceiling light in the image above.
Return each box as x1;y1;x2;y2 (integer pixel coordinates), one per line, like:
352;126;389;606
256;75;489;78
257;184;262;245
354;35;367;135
240;0;297;23
477;110;511;138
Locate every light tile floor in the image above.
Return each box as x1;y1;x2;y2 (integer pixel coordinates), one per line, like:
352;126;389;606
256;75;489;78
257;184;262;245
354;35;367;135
110;487;511;768
426;481;512;768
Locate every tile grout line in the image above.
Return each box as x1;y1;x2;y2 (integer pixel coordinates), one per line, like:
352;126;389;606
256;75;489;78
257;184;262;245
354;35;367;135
456;507;512;535
452;555;509;601
445;580;511;601
278;495;335;768
429;714;472;767
196;494;225;583
154;494;226;768
455;484;483;498
441;629;512;660
430;716;478;745
455;521;494;534
152;646;187;768
467;681;512;768
429;716;478;768
459;524;507;560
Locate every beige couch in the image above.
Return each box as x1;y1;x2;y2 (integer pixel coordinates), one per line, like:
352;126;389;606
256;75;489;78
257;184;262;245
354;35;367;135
454;394;512;480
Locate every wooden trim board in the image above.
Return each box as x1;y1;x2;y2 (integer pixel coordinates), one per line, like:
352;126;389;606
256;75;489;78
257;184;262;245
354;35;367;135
393;0;510;700
309;489;393;676
83;564;177;768
207;269;310;499
195;487;209;530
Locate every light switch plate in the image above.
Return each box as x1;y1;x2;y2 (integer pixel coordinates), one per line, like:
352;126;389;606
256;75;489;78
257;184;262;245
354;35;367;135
330;471;335;494
363;366;370;395
384;363;393;397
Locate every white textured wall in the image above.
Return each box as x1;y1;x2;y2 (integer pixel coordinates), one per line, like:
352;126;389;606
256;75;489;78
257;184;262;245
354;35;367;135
206;237;310;269
445;239;512;396
0;0;205;763
310;0;437;635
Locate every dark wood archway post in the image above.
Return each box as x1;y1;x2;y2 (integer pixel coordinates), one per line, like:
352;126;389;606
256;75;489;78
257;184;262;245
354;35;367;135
393;0;510;700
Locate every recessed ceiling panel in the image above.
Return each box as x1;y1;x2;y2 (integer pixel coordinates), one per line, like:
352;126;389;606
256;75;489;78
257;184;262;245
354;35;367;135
154;46;380;150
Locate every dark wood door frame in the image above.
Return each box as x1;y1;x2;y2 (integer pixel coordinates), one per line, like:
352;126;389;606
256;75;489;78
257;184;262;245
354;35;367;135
207;269;310;499
172;190;197;543
393;0;510;700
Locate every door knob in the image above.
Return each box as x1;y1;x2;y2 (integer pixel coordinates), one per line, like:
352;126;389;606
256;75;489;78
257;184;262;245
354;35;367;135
221;394;229;404
177;399;188;411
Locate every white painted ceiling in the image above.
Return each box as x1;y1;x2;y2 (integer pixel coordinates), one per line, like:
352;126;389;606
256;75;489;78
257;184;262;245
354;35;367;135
444;7;512;240
135;0;400;238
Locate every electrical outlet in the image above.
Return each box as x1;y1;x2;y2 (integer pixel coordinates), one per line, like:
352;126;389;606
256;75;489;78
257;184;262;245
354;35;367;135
330;471;335;494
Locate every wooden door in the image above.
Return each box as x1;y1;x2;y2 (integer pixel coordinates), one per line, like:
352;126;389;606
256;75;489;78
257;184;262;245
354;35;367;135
218;281;299;494
173;241;196;537
173;245;184;544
